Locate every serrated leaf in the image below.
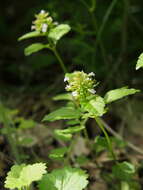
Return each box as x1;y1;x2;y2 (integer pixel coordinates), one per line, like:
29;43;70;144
136;53;143;70
53;93;72;101
42;107;81;122
112;161;135;181
49;147;68;160
24;43;49;56
18;31;43;41
20;163;47;186
39;167;88;190
48;24;71;43
5;163;47;189
83;96;106;117
104;87;140;104
4;164;26;189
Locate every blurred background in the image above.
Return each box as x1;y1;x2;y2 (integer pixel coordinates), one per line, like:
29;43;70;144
0;0;143;187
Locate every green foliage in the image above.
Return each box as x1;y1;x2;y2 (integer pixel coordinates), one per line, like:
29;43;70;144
18;31;43;41
42;107;81;121
24;43;50;56
82;96;106;117
48;24;71;44
136;53;143;70
54;126;85;141
104;87;140;104
49;147;68;160
112;161;135;181
53;93;72;101
39;167;88;190
5;163;47;189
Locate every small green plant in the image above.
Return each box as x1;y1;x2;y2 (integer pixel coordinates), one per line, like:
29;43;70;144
43;71;140;161
18;10;71;73
4;163;88;190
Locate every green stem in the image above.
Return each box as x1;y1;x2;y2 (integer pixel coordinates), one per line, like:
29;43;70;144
52;48;67;73
95;117;116;161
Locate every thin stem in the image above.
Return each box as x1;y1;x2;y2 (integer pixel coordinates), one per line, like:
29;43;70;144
95;116;117;161
52;48;68;73
81;118;91;147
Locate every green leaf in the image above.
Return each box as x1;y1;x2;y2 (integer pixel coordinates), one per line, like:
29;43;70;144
61;125;85;134
49;147;68;160
136;53;143;70
17;118;36;129
4;164;26;189
53;93;72;101
112;161;135;181
20;163;47;186
94;136;109;153
18;135;38;147
104;87;140;104
83;96;106;117
24;43;50;56
42;107;81;122
39;167;88;190
5;163;47;189
54;126;85;141
48;24;71;43
54;129;72;141
18;31;43;41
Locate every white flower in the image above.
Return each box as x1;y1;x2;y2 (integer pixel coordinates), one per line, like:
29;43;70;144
88;89;96;94
65;85;71;90
64;76;69;82
42;23;48;33
40;10;45;14
31;25;36;30
54;22;59;26
72;91;78;97
88;72;95;77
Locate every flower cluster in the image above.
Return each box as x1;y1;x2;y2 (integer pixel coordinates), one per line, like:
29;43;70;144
31;10;58;33
64;71;97;101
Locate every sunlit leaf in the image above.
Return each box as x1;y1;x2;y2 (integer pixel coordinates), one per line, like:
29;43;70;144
39;167;88;190
24;43;50;56
42;107;81;122
5;163;47;189
104;87;140;104
18;31;43;41
53;93;72;101
83;96;106;117
136;53;143;70
48;24;71;43
49;147;68;160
